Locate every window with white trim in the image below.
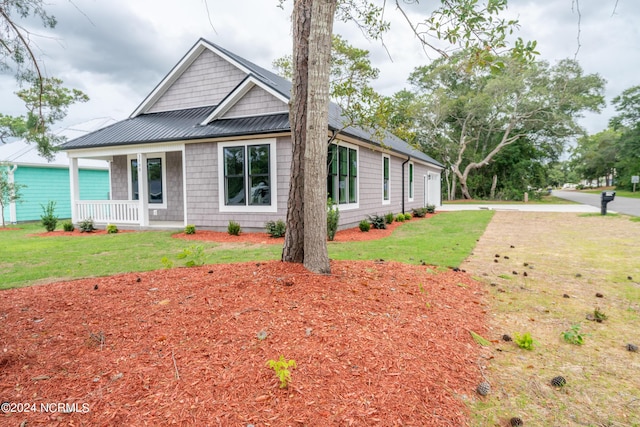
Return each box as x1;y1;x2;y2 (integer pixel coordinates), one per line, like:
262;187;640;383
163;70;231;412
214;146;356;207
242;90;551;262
408;161;414;201
327;142;358;207
382;154;390;204
218;139;277;213
129;154;166;208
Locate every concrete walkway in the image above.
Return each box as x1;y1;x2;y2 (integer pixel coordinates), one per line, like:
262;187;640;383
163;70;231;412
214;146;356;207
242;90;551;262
438;203;601;213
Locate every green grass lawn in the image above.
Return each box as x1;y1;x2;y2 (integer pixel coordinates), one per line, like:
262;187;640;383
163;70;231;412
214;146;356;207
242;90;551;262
0;211;494;289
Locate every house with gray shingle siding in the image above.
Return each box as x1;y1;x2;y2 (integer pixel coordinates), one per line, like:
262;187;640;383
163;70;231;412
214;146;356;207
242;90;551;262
61;38;443;231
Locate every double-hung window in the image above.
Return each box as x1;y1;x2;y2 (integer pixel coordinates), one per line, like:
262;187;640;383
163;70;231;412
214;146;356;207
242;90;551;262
218;139;277;212
408;161;414;201
382;155;390;204
327;142;358;207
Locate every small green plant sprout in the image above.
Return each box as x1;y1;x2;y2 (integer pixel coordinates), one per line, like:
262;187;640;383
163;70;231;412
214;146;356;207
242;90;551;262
177;245;206;267
265;219;286;237
561;323;585;345
593;306;608;322
514;332;536;350
106;223;118;234
161;256;174;269
359;219;371;232
227;220;241;236
469;330;492;347
40;200;58;231
266;355;297;389
184;224;196;235
62;220;75;232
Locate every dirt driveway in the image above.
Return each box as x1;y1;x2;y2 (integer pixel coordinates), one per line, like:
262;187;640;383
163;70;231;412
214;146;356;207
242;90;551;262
461;211;640;426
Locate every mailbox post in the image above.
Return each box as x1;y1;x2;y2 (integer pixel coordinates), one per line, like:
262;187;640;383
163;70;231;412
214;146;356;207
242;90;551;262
601;191;616;215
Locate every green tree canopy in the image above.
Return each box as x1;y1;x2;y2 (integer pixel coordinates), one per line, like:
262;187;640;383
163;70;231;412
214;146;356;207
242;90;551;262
389;54;605;199
1;1;88;159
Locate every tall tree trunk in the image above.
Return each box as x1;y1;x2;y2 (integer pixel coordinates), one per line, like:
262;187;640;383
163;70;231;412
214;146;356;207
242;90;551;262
302;0;336;274
450;171;457;200
490;174;497;199
282;0;311;263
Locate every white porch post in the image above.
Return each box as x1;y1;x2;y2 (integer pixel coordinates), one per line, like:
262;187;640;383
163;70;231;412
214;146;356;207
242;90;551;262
69;157;80;223
137;153;149;227
182;147;188;226
7;164;17;223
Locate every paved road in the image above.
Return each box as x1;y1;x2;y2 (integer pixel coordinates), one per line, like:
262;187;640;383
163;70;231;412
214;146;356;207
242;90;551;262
552;190;640;217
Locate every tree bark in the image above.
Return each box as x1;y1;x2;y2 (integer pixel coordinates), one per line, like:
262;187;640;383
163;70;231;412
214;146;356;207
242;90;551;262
282;0;312;263
302;0;336;274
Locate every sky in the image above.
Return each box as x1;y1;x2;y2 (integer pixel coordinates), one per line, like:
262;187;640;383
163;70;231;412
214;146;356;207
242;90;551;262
2;0;639;137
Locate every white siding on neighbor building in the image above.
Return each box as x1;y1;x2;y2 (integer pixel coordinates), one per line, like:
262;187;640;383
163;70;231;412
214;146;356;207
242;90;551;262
148;50;247;113
224;86;287;118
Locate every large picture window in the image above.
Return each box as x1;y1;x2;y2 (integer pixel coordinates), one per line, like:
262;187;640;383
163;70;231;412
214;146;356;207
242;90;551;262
218;139;276;213
222;143;271;207
130;156;164;205
327;142;358;206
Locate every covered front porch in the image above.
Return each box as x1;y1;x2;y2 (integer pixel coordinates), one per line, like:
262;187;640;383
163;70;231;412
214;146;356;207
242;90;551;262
67;142;188;229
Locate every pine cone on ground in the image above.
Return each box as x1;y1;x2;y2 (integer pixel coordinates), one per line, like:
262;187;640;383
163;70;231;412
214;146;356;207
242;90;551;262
476;381;491;396
551;376;566;387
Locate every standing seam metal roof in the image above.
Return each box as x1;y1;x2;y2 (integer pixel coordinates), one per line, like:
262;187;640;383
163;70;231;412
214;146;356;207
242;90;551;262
61;38;442;168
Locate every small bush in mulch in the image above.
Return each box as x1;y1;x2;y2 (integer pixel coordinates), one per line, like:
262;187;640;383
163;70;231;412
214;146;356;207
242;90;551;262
412;207;428;218
368;214;386;229
359;219;371;232
78;218;96;233
265;219;286;238
228;221;241;236
40;201;58;232
385;212;395;224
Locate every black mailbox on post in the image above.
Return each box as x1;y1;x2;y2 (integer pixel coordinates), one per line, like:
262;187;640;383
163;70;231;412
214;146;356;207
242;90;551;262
601;191;615;215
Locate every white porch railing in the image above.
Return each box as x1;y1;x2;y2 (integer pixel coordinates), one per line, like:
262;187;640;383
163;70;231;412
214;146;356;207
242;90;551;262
76;201;140;224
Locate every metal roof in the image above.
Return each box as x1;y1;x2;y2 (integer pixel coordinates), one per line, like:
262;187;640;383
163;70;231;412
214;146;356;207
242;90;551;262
62;107;290;149
61;39;442;168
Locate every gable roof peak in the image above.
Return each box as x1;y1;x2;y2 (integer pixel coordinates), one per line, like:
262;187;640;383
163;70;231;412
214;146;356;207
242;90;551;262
130;38;292;119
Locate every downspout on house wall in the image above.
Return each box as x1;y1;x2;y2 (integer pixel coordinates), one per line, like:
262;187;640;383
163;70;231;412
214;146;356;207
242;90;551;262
401;156;411;214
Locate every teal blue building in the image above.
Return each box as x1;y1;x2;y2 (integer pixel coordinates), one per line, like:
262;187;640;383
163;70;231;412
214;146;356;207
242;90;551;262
1;136;110;223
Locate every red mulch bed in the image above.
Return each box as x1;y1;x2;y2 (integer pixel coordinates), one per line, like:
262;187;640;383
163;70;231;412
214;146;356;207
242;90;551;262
174;215;436;244
0;258;487;426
